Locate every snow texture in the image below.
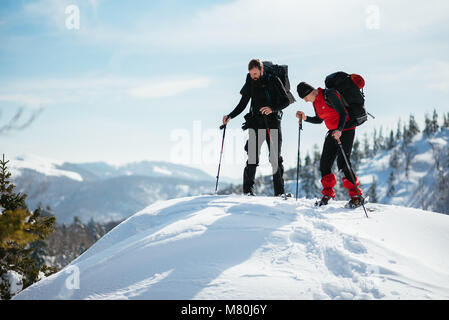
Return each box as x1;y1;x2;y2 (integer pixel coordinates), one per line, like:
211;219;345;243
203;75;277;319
5;271;23;297
14;195;449;300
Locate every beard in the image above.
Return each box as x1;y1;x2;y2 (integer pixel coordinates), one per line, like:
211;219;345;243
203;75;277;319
251;77;262;87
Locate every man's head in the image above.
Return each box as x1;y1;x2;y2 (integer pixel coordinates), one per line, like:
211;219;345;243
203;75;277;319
248;59;263;81
297;82;318;103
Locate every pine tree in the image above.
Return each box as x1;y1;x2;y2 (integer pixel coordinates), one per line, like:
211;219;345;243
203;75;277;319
408;114;420;138
431;109;439;133
0;154;57;300
443;112;449;129
424;113;432;137
434;145;449;214
443;113;448;130
396;119;402;141
312;144;321;168
372;128;379;155
386;171;396;198
378;126;385;151
301;153;319;199
402;124;411;147
351;138;362;171
363;133;371;158
389;148;400;170
367;176;378;203
404;146;416;180
387;129;395;150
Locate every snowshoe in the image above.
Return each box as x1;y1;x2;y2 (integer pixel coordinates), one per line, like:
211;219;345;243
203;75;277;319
245;191;256;196
345;196;365;209
276;193;292;200
315;196;331;207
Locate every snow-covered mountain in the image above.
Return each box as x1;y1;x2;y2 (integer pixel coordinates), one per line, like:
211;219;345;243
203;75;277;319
224;128;449;215
10;154;216;182
357;129;449;212
9;154;227;223
13;195;449;300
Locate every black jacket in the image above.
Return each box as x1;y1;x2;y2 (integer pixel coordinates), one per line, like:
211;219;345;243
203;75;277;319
228;73;290;129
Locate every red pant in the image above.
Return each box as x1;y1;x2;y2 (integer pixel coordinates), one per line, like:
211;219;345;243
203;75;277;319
321;173;362;198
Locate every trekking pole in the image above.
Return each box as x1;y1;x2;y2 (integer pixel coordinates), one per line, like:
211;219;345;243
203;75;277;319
296;119;302;201
335;137;369;218
215;124;227;194
262;115;272;143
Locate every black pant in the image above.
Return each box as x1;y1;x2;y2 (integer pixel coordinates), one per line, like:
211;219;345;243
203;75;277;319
320;129;355;179
243;126;284;195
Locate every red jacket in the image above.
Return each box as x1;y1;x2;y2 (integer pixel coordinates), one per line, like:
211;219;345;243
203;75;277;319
306;88;354;131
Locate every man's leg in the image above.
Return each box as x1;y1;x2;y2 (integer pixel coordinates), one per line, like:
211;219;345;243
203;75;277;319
337;129;363;198
267;126;285;196
319;132;339;199
243;128;264;194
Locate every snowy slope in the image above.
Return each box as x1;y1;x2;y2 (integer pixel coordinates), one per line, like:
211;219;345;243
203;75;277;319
14;195;449;300
357;129;449;211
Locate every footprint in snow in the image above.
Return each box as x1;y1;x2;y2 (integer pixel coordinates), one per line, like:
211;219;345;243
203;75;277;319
289;227;313;245
342;236;367;254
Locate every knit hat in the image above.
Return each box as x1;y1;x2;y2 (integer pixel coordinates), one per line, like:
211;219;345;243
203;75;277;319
297;82;314;99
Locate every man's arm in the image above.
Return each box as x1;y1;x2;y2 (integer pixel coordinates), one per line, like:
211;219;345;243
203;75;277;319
227;79;251;119
227;92;250;119
326;89;348;131
304;107;323;124
305;116;323;124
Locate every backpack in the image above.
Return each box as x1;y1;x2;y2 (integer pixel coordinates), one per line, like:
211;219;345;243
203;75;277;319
324;72;368;126
263;61;296;105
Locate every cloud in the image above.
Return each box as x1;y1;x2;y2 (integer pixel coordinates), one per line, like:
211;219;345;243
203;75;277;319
63;0;449;51
22;0;101;30
0;75;213;107
377;0;449;32
0;94;53;108
22;0;72;30
127;77;211;99
373;59;449;92
81;0;361;48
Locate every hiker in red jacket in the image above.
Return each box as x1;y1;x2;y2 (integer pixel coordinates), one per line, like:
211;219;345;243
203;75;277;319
296;82;364;208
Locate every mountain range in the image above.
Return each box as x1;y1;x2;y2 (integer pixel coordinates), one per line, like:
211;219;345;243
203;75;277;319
9;155;231;223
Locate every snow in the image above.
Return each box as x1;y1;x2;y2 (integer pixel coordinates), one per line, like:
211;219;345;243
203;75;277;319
428;137;447;147
5;271;23;296
356;129;449;212
176;184;190;193
10;154;83;182
13;195;449;300
153;166;173;176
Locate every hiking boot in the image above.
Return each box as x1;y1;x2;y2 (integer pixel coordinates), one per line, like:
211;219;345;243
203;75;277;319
345;196;365;209
315;196;331;207
275;193;292;198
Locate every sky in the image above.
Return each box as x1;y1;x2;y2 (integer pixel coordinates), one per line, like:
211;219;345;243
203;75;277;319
1;0;449;180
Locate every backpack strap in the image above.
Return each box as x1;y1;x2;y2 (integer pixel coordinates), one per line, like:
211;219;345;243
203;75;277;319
324;88;349;108
264;75;283;120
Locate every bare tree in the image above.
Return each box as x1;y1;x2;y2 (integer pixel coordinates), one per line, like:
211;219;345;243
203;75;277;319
0;106;44;135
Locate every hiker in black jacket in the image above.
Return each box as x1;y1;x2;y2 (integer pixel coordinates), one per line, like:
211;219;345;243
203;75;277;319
222;59;291;196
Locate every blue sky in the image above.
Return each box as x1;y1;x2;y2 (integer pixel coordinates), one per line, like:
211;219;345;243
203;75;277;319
1;0;449;179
